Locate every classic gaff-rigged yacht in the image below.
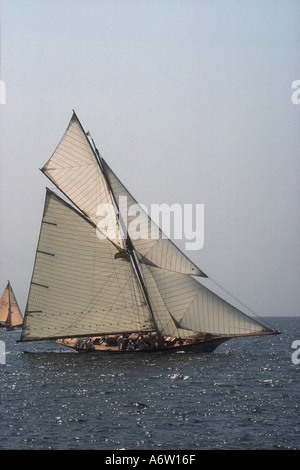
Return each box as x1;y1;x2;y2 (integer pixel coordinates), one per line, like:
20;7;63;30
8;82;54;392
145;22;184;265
0;281;23;330
19;112;278;353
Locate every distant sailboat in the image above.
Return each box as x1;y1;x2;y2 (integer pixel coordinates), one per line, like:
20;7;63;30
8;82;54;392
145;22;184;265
0;281;23;329
19;112;278;353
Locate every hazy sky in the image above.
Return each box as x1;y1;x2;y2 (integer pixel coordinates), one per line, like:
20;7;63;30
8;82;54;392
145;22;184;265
0;0;299;319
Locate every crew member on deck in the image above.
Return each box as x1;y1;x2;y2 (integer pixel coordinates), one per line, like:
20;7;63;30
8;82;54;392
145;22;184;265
117;335;124;350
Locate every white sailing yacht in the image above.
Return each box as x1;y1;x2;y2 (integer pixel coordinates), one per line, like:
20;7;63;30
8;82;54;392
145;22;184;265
19;112;278;353
0;281;23;329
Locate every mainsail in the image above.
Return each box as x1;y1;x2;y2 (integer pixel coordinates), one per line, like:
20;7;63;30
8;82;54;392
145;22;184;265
20;112;275;346
21;190;153;341
0;281;23;328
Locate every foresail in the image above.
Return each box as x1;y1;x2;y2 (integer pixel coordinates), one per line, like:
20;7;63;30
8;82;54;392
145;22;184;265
41;112;123;249
103;160;206;277
141;265;273;337
21;190;154;341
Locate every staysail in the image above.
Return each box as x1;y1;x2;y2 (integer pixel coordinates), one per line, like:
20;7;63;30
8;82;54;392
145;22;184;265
140;265;273;337
0;281;23;328
20;112;275;344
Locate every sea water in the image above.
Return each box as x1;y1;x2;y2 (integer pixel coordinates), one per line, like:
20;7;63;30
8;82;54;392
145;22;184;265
0;317;299;450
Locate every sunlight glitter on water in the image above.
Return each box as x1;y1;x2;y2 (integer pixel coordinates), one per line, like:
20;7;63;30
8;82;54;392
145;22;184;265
0;318;299;450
